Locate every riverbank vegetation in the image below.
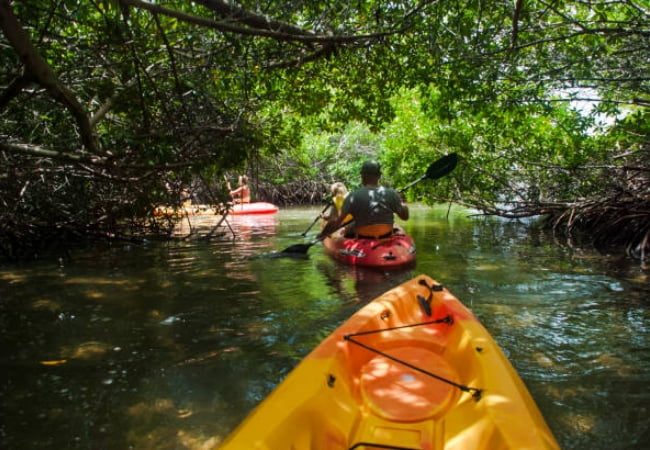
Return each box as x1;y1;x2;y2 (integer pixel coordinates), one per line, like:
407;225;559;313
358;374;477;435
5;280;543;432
1;0;648;262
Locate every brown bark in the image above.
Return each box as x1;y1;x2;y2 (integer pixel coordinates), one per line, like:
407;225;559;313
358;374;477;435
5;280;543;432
0;0;99;153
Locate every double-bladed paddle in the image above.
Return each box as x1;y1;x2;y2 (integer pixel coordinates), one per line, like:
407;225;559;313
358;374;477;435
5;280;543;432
280;153;459;255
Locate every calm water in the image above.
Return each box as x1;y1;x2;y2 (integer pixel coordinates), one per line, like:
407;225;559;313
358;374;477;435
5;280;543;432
1;205;648;449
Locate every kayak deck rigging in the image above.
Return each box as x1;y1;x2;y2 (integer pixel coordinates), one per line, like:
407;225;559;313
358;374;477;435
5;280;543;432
343;315;483;401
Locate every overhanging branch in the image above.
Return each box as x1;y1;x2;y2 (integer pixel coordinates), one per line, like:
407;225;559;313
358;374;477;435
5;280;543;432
0;0;99;154
119;0;390;45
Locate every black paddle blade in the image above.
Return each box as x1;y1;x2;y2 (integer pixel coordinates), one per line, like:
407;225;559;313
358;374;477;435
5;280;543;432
280;242;315;254
398;153;459;193
425;152;459;180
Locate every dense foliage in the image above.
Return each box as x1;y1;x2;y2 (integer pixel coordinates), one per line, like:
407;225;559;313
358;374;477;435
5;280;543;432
1;0;648;262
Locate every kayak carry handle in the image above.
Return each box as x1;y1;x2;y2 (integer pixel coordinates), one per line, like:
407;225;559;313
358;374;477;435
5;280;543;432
417;278;444;316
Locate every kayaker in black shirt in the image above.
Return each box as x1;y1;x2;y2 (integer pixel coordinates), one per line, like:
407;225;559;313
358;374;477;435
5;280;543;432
319;160;409;239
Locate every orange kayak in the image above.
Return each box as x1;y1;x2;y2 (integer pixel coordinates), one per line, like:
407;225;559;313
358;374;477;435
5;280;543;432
220;275;559;449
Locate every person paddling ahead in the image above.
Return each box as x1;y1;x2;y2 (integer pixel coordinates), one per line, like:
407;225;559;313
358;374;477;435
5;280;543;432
319;160;409;239
228;175;251;204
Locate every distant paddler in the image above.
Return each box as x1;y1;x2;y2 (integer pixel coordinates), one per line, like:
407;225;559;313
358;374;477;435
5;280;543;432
225;174;251;204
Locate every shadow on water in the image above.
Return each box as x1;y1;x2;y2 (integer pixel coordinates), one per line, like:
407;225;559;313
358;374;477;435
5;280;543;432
0;204;648;449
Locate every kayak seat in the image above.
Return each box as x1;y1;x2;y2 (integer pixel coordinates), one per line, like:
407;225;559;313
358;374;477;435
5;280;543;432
356;223;394;239
360;347;458;422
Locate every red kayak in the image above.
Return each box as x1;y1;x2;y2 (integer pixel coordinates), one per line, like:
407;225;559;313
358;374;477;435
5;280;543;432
229;202;278;215
322;226;416;268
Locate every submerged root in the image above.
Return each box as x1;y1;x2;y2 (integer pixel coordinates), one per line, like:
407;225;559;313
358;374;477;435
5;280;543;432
544;195;650;263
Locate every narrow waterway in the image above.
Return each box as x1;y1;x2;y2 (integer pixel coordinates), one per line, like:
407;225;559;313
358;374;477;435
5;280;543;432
1;204;648;449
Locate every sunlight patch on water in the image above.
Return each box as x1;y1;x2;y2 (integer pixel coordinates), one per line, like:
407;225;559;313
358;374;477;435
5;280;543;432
533;352;556;368
562;413;596;433
125;399;224;449
61;341;114;360
32;298;62;312
546;385;599;402
474;264;503;271
593;353;637;376
0;271;28;283
63;277;131;285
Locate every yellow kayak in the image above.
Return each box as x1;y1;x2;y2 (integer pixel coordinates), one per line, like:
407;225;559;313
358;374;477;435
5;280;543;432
220;275;559;449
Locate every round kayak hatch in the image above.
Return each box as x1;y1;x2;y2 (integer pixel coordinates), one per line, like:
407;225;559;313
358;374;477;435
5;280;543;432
360;347;457;422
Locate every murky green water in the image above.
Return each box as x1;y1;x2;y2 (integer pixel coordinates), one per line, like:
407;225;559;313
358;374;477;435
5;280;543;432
1;205;648;449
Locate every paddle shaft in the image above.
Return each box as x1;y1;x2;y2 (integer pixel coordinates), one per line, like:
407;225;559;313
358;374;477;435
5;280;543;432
398;174;427;193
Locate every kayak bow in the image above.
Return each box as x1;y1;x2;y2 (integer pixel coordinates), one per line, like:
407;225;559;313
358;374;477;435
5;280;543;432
220;274;559;449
